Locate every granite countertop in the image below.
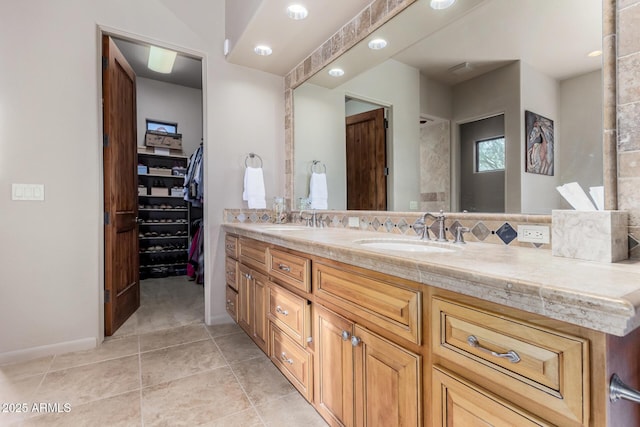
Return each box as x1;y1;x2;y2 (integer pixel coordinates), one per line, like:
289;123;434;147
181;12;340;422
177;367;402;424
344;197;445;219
222;223;640;337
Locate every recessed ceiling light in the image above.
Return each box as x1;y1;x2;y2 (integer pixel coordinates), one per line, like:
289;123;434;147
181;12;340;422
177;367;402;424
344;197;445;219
148;46;177;74
287;5;308;20
430;0;456;10
448;62;473;75
588;50;602;57
328;68;345;77
368;38;388;50
254;45;273;56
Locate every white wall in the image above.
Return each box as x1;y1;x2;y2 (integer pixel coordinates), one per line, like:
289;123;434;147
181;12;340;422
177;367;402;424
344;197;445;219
294;59;420;211
136;78;203;157
520;62;561;214
0;0;284;362
558;70;603;203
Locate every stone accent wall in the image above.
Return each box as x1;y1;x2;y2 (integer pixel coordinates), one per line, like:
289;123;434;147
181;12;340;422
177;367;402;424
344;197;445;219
617;0;640;258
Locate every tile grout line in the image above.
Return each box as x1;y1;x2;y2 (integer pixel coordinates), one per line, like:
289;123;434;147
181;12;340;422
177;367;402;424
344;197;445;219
204;326;268;426
138;334;145;427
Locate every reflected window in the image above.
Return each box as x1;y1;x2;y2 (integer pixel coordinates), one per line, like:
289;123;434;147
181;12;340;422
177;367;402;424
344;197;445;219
146;119;177;134
476;137;505;172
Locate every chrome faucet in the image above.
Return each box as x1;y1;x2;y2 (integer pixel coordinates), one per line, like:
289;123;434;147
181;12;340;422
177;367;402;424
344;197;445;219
420;210;448;242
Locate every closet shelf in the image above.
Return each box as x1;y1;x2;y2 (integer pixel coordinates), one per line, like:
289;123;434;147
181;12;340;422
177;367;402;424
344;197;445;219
139;174;185;179
139;236;188;240
138;195;185;199
140;249;187;254
140;262;188;268
139;208;188;212
140;222;188;226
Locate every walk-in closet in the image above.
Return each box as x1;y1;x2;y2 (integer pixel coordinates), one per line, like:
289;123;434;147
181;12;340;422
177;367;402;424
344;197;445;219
108;36;205;336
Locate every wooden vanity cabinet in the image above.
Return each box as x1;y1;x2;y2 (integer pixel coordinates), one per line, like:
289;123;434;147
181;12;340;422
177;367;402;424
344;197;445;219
237;238;270;355
313;262;423;427
224;234;239;322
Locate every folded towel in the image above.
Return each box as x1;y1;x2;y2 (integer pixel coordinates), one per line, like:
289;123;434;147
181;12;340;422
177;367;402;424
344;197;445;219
243;167;266;209
309;172;328;210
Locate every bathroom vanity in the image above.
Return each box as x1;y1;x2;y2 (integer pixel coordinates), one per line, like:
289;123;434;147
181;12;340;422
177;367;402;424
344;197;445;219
222;223;640;427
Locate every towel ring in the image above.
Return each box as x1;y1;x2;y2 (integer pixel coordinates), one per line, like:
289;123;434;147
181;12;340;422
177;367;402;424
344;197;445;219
245;153;263;168
311;160;326;173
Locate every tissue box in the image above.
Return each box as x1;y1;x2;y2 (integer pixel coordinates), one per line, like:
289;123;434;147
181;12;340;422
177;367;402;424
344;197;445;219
552;210;628;262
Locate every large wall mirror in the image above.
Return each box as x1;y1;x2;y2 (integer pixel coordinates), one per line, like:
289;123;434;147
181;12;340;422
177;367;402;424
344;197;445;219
293;0;603;214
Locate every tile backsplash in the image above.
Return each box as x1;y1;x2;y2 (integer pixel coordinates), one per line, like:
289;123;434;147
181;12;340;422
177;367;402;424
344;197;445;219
224;209;553;249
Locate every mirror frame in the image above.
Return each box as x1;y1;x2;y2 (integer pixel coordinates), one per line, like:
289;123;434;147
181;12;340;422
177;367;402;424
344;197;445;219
283;0;617;213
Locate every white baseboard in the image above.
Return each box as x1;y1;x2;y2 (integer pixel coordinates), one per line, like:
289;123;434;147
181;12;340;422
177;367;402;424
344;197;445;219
207;312;234;326
0;337;97;365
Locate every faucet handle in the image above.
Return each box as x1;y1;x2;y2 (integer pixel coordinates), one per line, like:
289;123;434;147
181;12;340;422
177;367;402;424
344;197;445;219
454;226;470;244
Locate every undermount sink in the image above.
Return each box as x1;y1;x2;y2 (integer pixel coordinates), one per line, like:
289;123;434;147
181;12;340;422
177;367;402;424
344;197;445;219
354;238;457;253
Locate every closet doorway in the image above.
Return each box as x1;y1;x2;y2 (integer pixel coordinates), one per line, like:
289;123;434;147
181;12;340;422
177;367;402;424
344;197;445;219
101;31;206;336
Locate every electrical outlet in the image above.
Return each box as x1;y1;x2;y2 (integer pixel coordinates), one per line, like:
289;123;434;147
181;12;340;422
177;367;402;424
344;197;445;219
348;217;360;228
518;225;550;244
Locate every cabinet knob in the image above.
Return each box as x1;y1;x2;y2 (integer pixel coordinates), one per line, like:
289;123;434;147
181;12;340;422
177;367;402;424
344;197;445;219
341;330;351;341
351;336;361;347
280;352;294;365
276;306;289;316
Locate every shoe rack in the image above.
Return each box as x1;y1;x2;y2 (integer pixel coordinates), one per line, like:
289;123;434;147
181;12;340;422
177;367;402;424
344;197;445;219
137;151;189;279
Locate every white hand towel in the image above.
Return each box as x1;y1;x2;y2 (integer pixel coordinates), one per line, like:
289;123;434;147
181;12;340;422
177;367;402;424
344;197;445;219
309;172;328;210
243;167;266;209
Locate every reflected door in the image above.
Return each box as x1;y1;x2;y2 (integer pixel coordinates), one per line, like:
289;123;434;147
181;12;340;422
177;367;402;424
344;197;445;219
346;108;387;210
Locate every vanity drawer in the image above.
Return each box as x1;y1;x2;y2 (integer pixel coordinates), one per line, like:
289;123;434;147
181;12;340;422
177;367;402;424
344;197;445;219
225;286;238;322
239;237;269;271
315;262;421;345
432;297;589;425
225;234;238;259
268;248;311;293
268;282;311;348
225;257;238;290
270;323;312;402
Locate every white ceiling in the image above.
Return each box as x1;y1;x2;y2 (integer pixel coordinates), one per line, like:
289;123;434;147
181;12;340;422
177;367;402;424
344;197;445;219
113;38;203;89
225;0;372;76
112;0;602;91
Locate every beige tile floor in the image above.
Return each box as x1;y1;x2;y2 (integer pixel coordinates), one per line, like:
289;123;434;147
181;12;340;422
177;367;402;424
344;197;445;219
1;277;327;426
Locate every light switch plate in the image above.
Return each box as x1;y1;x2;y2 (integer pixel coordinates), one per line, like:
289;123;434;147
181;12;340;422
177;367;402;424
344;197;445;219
409;200;418;210
12;183;45;201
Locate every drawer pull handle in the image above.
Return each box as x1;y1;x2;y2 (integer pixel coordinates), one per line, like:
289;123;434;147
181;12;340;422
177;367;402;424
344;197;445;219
278;263;291;272
341;330;351;341
276;306;289;316
351;336;361;347
226;244;234;249
467;335;521;363
280;352;294;365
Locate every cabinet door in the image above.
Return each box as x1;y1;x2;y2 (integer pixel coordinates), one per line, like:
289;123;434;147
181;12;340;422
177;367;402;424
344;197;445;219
225;286;238;323
314;305;355;427
238;264;252;334
353;325;422;427
432;367;550;427
252;269;269;354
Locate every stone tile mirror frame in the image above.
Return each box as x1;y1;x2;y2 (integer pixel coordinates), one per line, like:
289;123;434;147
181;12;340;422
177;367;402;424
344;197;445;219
282;0;640;258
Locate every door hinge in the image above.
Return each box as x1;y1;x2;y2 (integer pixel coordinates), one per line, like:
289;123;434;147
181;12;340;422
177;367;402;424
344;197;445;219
384;118;389;129
104;212;110;225
102;56;108;70
104;289;111;303
384;167;389;176
103;134;109;148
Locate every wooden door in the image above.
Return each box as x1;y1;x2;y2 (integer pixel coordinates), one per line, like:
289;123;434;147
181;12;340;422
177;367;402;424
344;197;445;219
314;305;355;427
102;35;139;336
252;270;269;353
353;325;421;427
238;264;252;334
346;108;387;210
432;367;549;426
